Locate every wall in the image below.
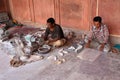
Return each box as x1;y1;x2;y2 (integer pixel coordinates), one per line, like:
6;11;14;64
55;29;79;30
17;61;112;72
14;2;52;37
33;0;55;24
0;0;11;18
0;0;9;12
9;0;32;21
0;0;6;12
98;0;120;36
1;0;120;36
8;0;91;31
60;0;91;30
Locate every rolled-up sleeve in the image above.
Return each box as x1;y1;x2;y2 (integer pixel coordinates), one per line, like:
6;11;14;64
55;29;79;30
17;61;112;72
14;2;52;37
87;27;93;41
103;25;109;43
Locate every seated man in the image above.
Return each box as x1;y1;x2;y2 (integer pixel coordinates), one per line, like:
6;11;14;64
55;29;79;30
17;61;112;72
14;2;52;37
44;18;66;47
85;16;110;52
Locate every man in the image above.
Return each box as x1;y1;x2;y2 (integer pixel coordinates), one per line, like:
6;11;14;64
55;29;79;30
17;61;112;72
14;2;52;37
44;18;66;47
85;16;110;52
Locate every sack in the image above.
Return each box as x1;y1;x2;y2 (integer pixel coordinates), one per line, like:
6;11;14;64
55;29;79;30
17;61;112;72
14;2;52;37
0;12;9;22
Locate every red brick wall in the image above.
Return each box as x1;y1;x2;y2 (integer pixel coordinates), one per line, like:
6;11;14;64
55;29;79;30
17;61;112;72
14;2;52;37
98;0;120;36
60;0;91;31
0;0;8;12
8;0;91;31
9;0;32;21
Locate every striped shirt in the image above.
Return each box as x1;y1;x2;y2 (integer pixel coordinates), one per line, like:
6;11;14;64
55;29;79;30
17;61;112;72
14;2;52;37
87;24;109;43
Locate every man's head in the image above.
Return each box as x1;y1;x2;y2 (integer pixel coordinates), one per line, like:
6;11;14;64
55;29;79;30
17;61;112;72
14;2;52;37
93;16;102;28
47;18;55;28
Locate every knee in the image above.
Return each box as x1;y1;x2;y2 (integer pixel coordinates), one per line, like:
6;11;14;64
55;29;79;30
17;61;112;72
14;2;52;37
53;39;66;47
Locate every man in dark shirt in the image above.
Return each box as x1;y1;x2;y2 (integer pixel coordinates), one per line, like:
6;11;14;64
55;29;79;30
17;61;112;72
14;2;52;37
44;18;66;47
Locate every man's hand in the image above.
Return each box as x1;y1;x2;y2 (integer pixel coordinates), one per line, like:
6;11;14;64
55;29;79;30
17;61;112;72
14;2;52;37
49;37;59;42
99;43;105;51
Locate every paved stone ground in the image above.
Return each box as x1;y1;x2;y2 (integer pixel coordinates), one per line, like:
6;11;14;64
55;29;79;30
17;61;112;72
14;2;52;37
0;42;120;80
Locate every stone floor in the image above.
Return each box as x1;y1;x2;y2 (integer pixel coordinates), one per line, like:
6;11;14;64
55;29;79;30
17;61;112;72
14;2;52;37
0;26;120;80
0;46;120;80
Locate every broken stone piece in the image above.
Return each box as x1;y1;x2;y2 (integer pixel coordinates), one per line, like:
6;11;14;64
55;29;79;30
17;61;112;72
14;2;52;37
27;55;44;62
55;59;66;65
39;56;44;60
62;50;68;54
47;55;57;61
10;59;24;67
111;48;119;54
64;30;74;39
61;59;66;62
0;28;4;38
68;46;76;50
58;48;64;56
24;47;31;54
20;55;30;62
10;56;24;67
75;44;83;53
58;52;64;56
59;48;64;52
55;60;62;65
8;55;15;59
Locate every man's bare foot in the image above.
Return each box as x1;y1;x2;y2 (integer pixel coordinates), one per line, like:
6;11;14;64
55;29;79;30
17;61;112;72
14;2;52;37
85;43;90;48
98;43;105;51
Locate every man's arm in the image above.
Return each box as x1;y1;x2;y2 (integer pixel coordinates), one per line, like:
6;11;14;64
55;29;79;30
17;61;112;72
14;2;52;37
98;25;109;51
85;27;93;48
44;28;49;40
103;25;109;43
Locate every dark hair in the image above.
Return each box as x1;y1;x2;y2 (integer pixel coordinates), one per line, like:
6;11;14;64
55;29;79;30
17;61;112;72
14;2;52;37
47;18;55;24
93;16;102;23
